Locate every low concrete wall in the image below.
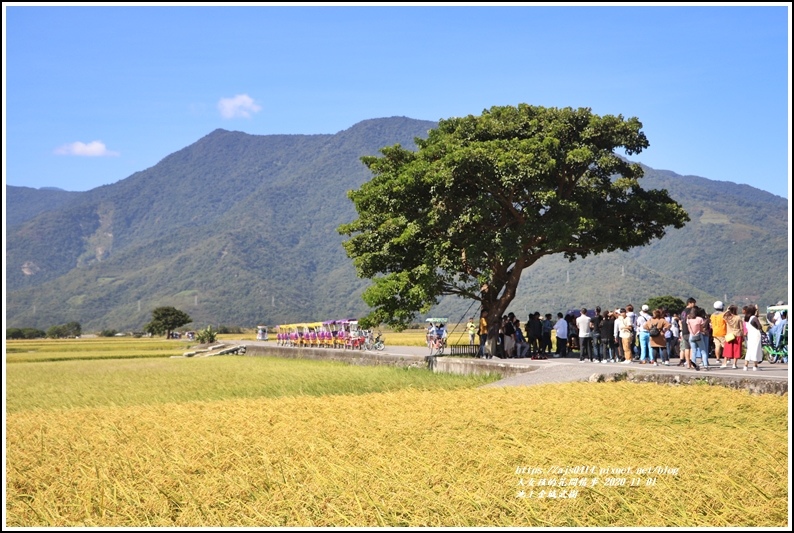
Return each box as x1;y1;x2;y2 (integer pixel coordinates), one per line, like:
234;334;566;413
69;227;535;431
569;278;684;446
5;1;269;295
245;345;428;369
244;345;522;377
621;371;788;395
429;357;537;377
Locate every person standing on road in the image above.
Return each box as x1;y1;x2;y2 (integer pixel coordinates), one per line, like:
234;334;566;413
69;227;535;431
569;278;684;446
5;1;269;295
710;301;727;365
591;307;603;362
626;304;638;359
554;312;568;358
613;309;623;361
514;319;530;358
599;310;616;362
743;305;764;371
503;313;517;358
478;310;489;358
466;317;477;346
687;307;710;370
616;309;633;364
668;312;681;362
680;298;697;369
566;314;579;353
526;312;542;356
722;304;743;369
645;308;671;365
577;308;594;362
540;313;554;356
636;305;652;364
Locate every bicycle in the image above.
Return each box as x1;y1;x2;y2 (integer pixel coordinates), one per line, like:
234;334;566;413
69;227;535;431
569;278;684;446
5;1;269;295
762;327;788;364
428;334;446;356
372;331;385;351
362;330;385;351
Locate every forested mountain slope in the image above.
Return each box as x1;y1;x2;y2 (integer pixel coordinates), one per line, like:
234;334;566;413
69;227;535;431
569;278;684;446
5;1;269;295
5;117;788;331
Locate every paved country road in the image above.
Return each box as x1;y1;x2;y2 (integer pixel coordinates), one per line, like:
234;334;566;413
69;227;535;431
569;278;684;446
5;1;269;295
378;345;790;388
243;341;789;390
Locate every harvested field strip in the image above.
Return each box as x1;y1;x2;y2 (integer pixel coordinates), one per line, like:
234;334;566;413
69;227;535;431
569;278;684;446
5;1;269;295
6;382;787;527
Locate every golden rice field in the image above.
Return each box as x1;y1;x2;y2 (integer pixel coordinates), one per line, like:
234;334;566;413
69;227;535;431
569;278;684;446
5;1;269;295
5;354;497;413
5;340;789;527
5;337;192;363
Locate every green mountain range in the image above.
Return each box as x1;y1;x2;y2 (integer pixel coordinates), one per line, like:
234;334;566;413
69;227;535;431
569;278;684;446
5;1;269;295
5;117;788;332
6;186;82;227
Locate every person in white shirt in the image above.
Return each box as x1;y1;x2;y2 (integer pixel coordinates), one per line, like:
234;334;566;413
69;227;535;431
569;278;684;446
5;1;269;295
636;304;652;363
576;308;594;362
427;323;445;350
770;301;785;325
625;304;637;359
553;312;568;358
615;308;634;364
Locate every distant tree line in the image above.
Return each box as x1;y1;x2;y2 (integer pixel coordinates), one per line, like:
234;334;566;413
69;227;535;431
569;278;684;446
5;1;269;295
6;308;246;341
6;327;47;340
6;321;82;339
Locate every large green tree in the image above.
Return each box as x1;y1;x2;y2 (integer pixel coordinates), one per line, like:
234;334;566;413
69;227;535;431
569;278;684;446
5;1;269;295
144;306;192;339
339;104;689;351
45;321;82;339
646;296;687;315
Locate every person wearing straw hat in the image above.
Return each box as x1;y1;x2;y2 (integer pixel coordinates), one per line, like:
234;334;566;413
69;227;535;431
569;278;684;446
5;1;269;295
466;317;477;346
615;308;634;364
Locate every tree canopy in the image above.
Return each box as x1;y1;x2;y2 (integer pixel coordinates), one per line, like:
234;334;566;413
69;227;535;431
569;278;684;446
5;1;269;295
339;104;690;333
646;296;687;315
144;306;192;339
46;321;82;339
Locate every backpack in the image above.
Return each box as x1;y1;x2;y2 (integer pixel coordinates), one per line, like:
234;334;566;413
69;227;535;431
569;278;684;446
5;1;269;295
648;322;660;337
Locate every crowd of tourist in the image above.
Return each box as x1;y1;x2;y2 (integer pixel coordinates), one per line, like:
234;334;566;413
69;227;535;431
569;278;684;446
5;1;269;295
474;299;788;371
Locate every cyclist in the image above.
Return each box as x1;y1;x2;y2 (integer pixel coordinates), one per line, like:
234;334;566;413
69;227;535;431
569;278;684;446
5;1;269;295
428;322;447;352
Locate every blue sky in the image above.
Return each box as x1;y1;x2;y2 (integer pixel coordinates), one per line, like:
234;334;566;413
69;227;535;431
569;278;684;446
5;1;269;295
3;3;791;198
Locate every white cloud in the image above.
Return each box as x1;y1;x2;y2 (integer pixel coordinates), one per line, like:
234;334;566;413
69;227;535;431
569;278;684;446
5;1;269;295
54;141;119;157
218;94;262;119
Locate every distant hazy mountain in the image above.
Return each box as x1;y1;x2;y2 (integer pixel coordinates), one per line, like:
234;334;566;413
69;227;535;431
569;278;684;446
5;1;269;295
5;117;788;332
6;185;83;227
